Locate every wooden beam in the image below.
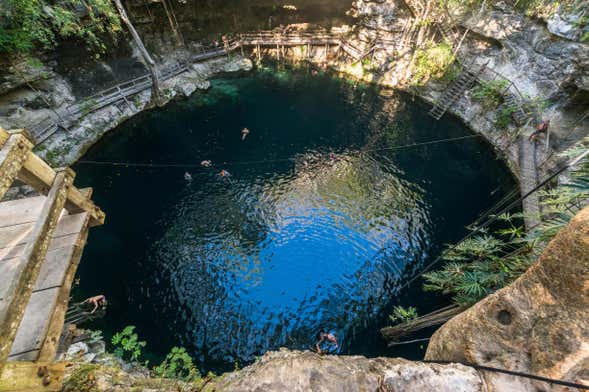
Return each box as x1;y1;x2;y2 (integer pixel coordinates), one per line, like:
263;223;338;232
0;127;8;148
17;154;105;227
0;361;65;392
0;133;33;201
0;169;73;371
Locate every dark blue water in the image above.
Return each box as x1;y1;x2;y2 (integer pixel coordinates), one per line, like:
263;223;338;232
73;65;515;371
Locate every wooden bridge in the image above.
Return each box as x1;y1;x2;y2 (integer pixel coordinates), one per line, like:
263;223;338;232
0;127;104;391
29;31;406;145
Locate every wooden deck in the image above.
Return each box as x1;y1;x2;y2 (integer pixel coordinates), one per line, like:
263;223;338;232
0;127;104;391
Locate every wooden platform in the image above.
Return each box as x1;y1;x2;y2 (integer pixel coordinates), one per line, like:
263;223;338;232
0;196;89;361
0;127;104;390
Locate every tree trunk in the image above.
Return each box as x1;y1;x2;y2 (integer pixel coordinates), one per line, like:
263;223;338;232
112;0;163;105
403;0;432;83
161;0;184;47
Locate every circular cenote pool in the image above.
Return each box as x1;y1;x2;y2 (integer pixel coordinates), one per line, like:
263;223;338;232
73;65;516;371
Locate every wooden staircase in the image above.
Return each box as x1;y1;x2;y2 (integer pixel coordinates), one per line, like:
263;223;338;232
437;22;457;45
0;127;104;391
428;65;485;120
503;93;529;126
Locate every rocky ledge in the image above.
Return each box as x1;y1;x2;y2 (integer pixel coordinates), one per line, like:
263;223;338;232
64;348;485;392
213;349;485;392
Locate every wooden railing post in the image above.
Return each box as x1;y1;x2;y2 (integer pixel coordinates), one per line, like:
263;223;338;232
0;131;34;201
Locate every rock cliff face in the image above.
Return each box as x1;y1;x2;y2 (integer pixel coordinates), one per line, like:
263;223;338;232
346;0;588;175
426;205;589;391
212;349;486;391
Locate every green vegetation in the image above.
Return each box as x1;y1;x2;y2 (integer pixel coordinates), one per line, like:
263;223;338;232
111;326;206;383
0;0;121;56
412;41;455;86
423;232;532;307
495;105;517;130
111;325;146;362
422;138;589;306
389;306;419;324
62;363;100;392
512;0;562;17
153;347;201;382
471;79;509;109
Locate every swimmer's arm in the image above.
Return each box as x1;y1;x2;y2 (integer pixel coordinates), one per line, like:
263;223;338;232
315;343;322;354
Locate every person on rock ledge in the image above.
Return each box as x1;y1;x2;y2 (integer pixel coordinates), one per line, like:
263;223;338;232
529;119;550;142
315;329;339;355
83;294;107;314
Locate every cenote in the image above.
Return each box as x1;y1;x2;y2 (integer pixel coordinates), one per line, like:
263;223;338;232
72;65;516;372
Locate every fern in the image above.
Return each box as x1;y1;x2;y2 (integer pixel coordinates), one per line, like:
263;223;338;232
422;136;589;306
388;306;419;324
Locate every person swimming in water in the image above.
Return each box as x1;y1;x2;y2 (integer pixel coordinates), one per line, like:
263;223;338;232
201;160;212;167
315;329;338;355
219;169;231;177
241;127;250;141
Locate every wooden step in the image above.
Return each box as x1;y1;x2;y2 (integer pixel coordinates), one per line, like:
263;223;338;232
7;212;88;361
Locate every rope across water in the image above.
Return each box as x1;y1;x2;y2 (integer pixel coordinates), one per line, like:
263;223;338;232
76;134;482;168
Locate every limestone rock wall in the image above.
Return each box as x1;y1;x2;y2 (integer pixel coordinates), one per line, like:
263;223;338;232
426;205;589;391
213;349;486;392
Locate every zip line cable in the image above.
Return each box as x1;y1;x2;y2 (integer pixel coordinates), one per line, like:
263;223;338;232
396;147;589;293
76;134;482;169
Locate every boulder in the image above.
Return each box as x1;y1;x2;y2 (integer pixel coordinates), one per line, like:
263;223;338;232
426;206;589;391
213;349;485;391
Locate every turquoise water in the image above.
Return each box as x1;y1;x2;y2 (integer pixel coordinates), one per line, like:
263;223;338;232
73;65;516;371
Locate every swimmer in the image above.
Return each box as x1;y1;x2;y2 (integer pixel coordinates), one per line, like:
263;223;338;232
219;169;231;177
241;127;250;141
83;294;107;314
184;172;193;181
201;160;212;167
315;329;338;355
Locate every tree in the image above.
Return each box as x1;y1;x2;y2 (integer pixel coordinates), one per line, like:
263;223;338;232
112;0;163;105
0;0;121;55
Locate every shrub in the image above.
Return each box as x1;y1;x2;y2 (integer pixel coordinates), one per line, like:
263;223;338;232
111;326;146;362
0;0;121;55
412;41;455;86
389;306;419;324
153;347;201;382
495;105;517;129
471;79;509;109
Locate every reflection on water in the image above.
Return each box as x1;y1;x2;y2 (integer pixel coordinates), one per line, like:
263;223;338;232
74;65;515;371
151;151;428;363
